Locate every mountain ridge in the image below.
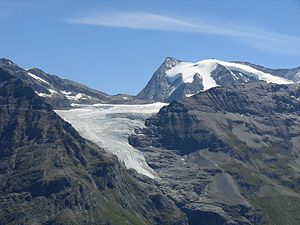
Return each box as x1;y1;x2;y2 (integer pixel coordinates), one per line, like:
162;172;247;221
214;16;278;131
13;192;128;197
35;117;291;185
0;58;152;109
2;57;300;108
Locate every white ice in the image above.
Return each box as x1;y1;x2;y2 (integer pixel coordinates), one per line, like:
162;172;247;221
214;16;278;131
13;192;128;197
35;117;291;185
166;60;219;91
55;103;166;179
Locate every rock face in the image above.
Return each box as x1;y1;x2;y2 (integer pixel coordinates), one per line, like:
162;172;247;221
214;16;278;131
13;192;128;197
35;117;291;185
137;57;182;102
131;81;300;225
0;68;186;225
0;58;152;109
138;57;297;102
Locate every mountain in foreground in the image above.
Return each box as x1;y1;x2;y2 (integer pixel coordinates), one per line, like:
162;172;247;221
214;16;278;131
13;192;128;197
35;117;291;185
131;81;300;225
138;57;300;102
0;68;185;225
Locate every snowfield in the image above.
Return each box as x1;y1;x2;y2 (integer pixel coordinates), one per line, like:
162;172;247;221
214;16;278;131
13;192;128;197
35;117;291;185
166;59;293;91
166;60;219;90
56;103;166;179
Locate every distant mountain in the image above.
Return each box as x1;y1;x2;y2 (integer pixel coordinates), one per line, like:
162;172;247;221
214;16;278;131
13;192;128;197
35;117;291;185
138;57;300;102
0;58;151;109
131;81;300;225
0;68;186;225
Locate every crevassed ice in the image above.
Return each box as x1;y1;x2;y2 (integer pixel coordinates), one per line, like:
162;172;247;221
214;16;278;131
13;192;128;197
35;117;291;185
56;103;166;179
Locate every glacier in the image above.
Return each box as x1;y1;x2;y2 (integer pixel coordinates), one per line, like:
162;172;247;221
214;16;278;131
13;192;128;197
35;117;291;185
56;103;166;179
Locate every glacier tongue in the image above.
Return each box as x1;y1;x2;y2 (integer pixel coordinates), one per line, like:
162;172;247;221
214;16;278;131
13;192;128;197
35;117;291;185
56;103;166;179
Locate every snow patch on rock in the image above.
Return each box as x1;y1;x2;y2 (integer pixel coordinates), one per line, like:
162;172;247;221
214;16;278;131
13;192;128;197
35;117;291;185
27;72;50;85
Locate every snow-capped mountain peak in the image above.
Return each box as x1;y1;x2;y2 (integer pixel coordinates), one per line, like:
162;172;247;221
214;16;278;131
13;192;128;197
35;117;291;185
167;59;293;89
138;57;297;102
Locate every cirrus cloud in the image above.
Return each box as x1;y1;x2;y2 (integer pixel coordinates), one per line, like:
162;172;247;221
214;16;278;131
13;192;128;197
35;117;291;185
66;10;300;55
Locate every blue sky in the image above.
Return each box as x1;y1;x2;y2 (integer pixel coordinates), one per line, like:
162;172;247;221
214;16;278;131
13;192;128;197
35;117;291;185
0;0;300;94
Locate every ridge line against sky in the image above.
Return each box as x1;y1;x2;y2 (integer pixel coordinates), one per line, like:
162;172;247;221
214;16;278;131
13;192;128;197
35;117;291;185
66;10;300;55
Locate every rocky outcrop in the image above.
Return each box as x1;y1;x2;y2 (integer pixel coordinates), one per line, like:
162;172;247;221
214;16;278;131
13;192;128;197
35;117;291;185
137;57;182;102
0;68;186;225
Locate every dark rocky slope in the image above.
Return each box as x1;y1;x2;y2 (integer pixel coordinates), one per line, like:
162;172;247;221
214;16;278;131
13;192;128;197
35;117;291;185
130;81;300;225
0;68;186;225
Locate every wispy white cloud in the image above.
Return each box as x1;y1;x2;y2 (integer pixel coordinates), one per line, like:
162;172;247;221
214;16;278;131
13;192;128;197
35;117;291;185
68;11;196;31
66;11;300;55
